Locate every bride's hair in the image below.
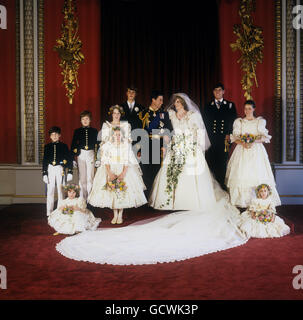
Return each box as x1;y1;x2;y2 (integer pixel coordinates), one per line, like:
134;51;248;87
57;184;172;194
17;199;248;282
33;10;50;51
171;95;189;111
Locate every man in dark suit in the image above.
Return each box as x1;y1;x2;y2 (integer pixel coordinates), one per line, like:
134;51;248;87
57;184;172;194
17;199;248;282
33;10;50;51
120;85;144;130
203;83;237;190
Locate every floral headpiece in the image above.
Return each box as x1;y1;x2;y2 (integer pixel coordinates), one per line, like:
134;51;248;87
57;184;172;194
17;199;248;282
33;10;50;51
110;126;125;141
62;183;80;197
255;184;272;198
108;105;125;116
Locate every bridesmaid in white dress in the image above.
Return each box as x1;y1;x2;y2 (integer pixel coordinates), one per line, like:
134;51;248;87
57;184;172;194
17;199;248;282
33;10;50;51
88;105;147;224
48;184;101;235
225;100;281;208
237;184;290;238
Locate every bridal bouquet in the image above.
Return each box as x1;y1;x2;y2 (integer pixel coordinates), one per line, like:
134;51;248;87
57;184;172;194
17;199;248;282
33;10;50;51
240;133;256;144
103;179;127;199
250;209;274;224
62;206;74;215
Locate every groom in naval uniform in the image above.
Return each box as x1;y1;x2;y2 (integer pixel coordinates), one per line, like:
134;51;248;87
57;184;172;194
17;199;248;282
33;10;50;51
203;83;237;190
139;90;173;196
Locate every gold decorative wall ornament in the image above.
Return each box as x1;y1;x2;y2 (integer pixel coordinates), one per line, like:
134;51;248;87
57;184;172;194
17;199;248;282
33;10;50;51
54;0;84;104
230;0;264;100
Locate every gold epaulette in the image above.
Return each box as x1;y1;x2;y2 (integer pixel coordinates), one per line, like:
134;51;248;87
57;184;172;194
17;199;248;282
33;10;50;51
139;111;150;129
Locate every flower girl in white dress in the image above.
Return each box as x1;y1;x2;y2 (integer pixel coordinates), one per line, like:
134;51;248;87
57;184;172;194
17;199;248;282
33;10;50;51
88;105;147;224
48;184;101;235
225;100;281;208
237;184;290;238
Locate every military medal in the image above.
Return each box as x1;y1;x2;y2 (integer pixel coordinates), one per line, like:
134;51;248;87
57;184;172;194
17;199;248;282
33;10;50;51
85;146;88;150
52;161;56;165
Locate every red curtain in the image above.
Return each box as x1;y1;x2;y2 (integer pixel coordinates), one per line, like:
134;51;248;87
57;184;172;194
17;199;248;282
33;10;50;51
0;0;276;163
0;0;16;163
219;0;275;160
44;0;101;147
99;0;220;123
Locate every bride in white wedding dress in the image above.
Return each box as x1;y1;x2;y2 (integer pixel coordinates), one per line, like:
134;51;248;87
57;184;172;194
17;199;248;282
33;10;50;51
56;94;249;265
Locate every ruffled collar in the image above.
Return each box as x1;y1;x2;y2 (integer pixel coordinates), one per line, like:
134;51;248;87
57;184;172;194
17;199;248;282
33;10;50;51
242;116;263;122
169;110;195;121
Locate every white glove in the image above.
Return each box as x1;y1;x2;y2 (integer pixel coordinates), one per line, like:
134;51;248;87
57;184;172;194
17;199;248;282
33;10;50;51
67;173;73;182
73;160;78;168
95;160;101;168
43;175;49;184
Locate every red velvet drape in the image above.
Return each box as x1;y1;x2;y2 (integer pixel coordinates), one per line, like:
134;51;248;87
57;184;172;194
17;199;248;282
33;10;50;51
219;0;275;160
44;0;101;147
100;0;220;122
0;0;276;163
0;0;16;163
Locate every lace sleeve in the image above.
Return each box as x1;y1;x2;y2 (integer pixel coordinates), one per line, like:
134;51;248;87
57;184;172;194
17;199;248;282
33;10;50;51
190;112;211;151
121;121;132;144
77;197;87;211
99;143;111;165
230;118;241;143
247;198;259;211
257;118;271;143
100;122;111;145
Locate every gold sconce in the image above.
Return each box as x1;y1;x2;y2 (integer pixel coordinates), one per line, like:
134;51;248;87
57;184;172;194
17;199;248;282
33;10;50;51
230;0;264;100
54;0;84;104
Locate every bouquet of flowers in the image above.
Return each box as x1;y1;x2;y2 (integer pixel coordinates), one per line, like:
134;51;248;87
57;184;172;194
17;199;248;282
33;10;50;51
240;133;256;144
62;206;74;215
103;178;127;199
250;209;274;224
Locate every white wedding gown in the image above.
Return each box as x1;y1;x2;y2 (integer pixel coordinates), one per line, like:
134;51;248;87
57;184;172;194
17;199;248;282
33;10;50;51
56;108;249;265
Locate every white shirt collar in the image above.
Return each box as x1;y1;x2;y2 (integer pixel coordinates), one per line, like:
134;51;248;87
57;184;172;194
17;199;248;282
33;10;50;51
127;101;135;109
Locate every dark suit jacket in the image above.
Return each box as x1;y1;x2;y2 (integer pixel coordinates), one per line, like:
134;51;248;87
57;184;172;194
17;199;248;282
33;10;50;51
120;101;144;130
203;99;237;145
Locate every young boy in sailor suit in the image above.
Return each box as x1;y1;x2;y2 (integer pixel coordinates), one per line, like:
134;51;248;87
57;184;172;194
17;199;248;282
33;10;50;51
71;110;98;201
42;126;73;216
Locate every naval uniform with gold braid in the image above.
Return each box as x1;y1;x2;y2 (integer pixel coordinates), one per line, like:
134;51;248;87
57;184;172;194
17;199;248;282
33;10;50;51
71;126;98;201
203;99;237;189
42;141;73;216
139;107;173;196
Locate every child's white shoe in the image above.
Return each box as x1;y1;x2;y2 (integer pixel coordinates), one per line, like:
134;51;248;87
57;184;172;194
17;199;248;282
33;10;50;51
111;210;118;224
116;209;123;224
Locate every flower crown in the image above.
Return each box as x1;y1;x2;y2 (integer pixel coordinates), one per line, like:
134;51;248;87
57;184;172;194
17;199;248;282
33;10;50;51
107;105;125;116
62;184;80;193
255;184;272;198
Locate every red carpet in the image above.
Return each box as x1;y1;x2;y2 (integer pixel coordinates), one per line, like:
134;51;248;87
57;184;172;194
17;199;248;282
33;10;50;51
0;204;303;300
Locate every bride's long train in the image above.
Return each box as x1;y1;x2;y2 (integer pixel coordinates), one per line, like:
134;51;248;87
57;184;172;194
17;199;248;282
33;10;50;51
56;181;249;265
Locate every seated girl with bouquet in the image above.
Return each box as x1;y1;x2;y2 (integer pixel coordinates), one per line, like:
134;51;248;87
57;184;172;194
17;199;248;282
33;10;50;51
225;100;281;208
48;184;101;235
238;184;290;238
88;105;147;224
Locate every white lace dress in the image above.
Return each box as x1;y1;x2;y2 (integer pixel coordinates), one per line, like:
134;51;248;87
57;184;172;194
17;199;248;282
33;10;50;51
55;112;249;265
225;117;281;208
149;110;218;211
48;197;101;235
88;121;147;209
237;197;290;238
